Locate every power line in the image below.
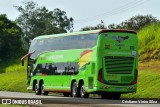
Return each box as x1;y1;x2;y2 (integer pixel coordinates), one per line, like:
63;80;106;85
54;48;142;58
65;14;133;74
75;0;138;22
74;0;149;23
74;0;146;23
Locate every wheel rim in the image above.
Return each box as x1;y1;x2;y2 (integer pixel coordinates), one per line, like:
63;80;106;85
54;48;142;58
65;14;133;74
80;85;85;97
35;84;38;93
72;83;77;97
41;84;44;94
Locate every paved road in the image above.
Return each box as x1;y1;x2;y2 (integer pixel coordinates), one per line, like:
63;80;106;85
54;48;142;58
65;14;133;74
0;91;159;107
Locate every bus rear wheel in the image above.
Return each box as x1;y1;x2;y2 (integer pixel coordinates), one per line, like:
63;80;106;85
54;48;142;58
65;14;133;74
79;82;89;98
71;81;77;97
35;83;41;95
41;82;49;95
112;93;121;100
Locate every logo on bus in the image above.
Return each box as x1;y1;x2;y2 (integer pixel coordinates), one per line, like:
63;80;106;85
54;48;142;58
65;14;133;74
112;35;129;43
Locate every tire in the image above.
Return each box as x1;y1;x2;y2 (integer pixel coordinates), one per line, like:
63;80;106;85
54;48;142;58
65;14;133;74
101;92;112;99
41;82;49;95
63;92;70;97
79;82;89;98
71;81;77;97
112;93;121;100
35;83;41;95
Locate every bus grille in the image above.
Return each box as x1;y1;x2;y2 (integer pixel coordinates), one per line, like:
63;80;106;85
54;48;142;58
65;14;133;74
105;56;134;74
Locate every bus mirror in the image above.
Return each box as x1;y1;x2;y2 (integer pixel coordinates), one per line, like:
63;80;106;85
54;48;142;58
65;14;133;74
21;58;24;66
20;51;35;66
22;60;24;66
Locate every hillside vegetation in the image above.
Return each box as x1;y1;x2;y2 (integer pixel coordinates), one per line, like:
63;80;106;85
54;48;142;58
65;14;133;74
0;57;27;92
138;22;160;61
122;66;160;98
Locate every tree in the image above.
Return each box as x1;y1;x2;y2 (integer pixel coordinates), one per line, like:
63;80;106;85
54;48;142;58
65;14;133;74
0;14;22;59
14;1;74;49
81;20;106;31
108;15;159;31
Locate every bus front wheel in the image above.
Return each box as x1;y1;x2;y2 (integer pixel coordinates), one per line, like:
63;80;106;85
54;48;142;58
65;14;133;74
71;81;77;97
35;83;41;95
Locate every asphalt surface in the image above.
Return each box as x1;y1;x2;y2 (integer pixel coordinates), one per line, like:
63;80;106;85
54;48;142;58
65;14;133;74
0;91;159;107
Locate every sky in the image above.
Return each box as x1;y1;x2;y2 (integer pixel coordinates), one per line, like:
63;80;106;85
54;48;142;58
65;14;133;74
0;0;160;31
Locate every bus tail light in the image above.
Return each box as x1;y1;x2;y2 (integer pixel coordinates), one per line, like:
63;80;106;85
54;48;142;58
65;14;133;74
132;69;138;84
98;68;106;84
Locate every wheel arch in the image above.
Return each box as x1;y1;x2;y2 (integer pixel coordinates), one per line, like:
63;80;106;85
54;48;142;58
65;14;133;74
78;79;84;88
71;79;77;87
70;79;77;91
39;79;44;87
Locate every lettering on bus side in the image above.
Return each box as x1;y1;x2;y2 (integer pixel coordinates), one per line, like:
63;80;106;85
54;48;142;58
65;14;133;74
33;62;79;75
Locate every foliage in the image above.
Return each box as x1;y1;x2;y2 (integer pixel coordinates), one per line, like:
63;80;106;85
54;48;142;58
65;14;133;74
81;20;105;31
0;14;22;59
0;56;24;73
108;14;159;31
15;0;74;49
138;22;160;61
81;15;159;31
0;57;27;92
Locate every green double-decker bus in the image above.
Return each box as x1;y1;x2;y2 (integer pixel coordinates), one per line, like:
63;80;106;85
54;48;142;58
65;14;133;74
21;29;138;99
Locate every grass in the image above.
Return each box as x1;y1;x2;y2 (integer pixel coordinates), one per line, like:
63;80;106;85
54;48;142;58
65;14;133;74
138;22;160;61
122;66;160;98
0;56;27;92
0;71;27;92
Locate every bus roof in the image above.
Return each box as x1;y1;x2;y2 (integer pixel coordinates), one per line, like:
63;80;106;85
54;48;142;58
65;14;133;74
33;29;137;40
99;29;137;34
